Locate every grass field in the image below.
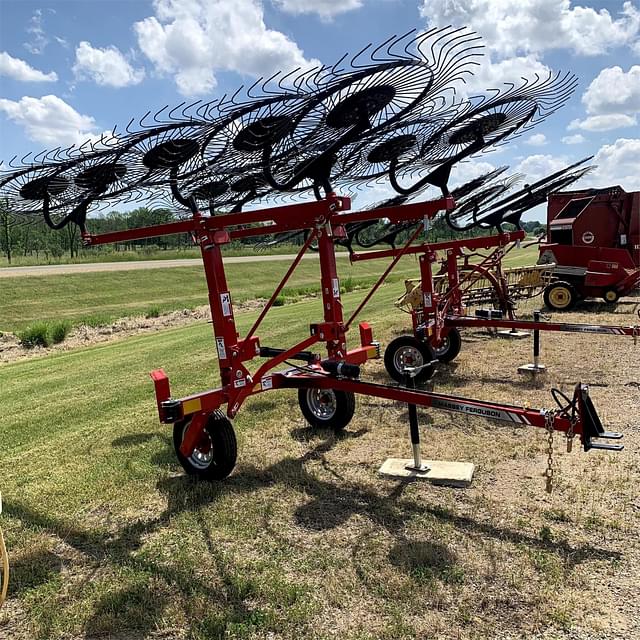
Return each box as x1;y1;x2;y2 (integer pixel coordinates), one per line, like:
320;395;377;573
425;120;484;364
0;244;539;333
1;247;638;640
0;244;314;268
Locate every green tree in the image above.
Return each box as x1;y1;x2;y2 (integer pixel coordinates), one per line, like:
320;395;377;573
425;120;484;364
0;198;13;264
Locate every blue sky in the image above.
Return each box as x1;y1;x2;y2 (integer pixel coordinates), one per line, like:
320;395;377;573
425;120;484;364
0;0;638;218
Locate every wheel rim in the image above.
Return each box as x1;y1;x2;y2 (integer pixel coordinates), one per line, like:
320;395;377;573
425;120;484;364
549;286;571;309
393;344;424;374
182;423;213;469
306;388;337;421
433;336;449;358
605;290;617;302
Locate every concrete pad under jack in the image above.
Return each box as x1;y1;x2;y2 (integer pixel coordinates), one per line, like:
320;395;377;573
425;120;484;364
379;458;475;487
497;329;530;339
518;363;547;374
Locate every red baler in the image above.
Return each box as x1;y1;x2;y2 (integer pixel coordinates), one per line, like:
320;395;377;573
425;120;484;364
539;186;640;309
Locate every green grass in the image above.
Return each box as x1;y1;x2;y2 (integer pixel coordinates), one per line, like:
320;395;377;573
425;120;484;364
0;267;635;639
16;322;52;348
0;255;415;333
0;243;329;267
0;288;402;639
0;245;539;334
17;320;72;348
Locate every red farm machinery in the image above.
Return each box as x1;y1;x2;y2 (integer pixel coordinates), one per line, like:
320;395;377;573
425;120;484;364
540;186;640;309
361;226;639;382
80;193;625;484
1;26;630;490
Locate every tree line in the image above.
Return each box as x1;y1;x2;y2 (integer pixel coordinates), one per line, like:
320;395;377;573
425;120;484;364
0;207;191;263
0;204;545;264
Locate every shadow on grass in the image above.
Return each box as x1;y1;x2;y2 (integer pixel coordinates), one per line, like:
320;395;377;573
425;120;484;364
289;425;369;443
111;432;158;448
84;580;170;638
3;429;622;635
389;540;463;585
110;432;178;468
7;549;63;596
7;430;621;567
434;364;546;390
562;299;639;315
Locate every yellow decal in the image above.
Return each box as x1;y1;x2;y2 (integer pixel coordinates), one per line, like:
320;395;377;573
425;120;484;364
182;398;202;415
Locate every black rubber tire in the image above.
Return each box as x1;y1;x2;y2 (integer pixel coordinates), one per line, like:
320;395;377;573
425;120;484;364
384;335;435;384
173;410;237;481
603;288;620;304
543;281;577;311
298;388;356;432
432;328;462;363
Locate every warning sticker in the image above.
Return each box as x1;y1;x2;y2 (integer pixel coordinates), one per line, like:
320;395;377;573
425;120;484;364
261;376;273;390
220;292;232;316
423;293;432;308
216;337;227;361
233;378;246;389
332;278;340;298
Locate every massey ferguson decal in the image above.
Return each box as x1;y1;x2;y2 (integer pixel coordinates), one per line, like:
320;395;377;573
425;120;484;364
430;398;531;424
560;325;627;334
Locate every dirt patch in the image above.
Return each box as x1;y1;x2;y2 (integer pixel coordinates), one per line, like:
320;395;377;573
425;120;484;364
0;299;268;364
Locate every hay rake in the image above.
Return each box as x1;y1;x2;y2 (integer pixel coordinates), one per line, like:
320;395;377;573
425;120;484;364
353;224;638;382
1;28;625;486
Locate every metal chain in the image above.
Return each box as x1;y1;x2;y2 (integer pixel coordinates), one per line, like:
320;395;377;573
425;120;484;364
566;413;577;453
544;410;555;494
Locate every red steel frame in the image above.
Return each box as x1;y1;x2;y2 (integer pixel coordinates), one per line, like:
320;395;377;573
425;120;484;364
83;195;623;457
351;231;640;349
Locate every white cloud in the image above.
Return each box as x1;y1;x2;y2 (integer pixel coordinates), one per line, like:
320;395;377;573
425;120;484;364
462;53;552;92
511;152;593;220
449;159;498;188
561;134;586;144
585;138;640;190
582;65;640;115
568;65;640;131
0;95;99;146
0;51;57;82
73;41;145;88
272;0;363;20
422;0;640;56
514;153;570;182
526;133;547;146
511;141;640;203
569;113;637;131
134;0;320;96
23;9;48;55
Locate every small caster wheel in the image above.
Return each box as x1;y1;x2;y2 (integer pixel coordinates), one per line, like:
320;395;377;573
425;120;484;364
603;288;620;304
173;410;237;481
298;388;356;432
432;328;462;363
384;335;435;384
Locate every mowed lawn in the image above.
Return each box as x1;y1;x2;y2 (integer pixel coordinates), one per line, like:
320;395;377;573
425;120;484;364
0;244;539;333
2;245;638;640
